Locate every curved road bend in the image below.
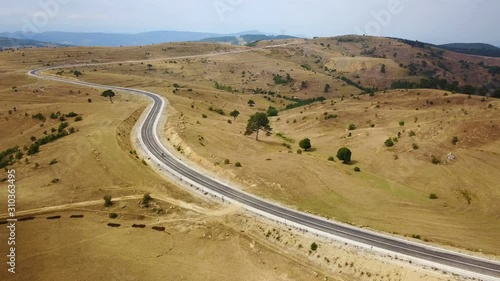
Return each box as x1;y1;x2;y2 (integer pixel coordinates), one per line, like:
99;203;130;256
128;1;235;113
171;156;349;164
28;55;500;280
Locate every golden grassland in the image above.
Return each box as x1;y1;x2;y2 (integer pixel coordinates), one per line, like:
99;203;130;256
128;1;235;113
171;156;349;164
0;37;499;280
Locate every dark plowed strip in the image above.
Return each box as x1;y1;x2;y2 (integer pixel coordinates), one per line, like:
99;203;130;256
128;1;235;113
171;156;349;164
132;224;146;229
18;216;35;222
70;215;84;218
107;223;121;228
152;226;165;232
47;216;62;220
0;221;7;225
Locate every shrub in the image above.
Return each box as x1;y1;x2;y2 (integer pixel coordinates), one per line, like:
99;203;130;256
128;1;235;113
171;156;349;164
429;193;439;200
51;179;60;184
431;156;441;165
337;147;352;164
224;159;230;165
202;114;207;118
348;124;356;131
408;131;416;137
354;167;361;172
451;136;459;145
328;156;335;161
49;159;58;165
267;106;279;117
32;113;46;122
296;149;302;155
88;98;92;103
412;143;419;150
325;114;338;120
109;213;118;219
311;242;318;251
27;144;40;156
103;196;113;207
370;124;375;128
399;121;405;126
74;116;83;122
384;138;394;147
234;162;242;167
142;193;152;207
66;112;78;117
299;138;312;151
15;151;23;160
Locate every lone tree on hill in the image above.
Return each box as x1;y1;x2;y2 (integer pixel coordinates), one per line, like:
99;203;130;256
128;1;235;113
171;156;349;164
299;138;312;151
101;89;116;103
245;112;272;141
337;147;352;164
230;110;240;120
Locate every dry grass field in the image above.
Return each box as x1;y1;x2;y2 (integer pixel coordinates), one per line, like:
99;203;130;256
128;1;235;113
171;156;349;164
1;36;499;280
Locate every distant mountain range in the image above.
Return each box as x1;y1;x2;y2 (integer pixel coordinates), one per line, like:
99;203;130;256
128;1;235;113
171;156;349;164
199;34;297;46
0;30;269;47
438;43;500;58
0;37;68;49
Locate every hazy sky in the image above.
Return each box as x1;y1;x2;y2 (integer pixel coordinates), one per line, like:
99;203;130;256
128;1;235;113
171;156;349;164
1;0;499;44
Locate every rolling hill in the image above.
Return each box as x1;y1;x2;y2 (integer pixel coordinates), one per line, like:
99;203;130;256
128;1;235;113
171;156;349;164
199;34;298;45
438;43;500;57
0;37;67;49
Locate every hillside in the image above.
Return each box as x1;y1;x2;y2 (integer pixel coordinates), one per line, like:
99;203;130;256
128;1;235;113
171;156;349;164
439;43;500;58
200;34;298;46
286;35;500;97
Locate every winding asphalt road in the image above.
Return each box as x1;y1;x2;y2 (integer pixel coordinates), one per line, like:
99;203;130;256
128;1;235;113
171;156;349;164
28;50;500;280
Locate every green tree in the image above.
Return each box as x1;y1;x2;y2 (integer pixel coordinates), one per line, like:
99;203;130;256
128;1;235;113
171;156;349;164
74;70;83;77
245;112;272;141
385;138;394;147
27;144;40;156
299;138;312;151
492;89;500;99
142;193;152;207
337;147;352;164
147;64;153;70
101;89;116;103
381;64;386;73
230;110;240;120
248;100;255;107
324;84;331;93
103;195;112;207
267;106;278;117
